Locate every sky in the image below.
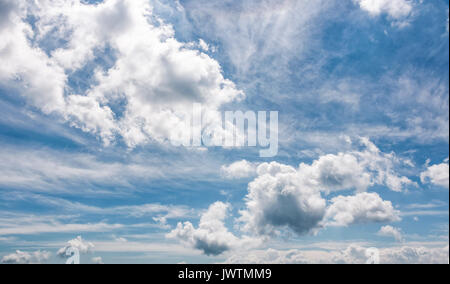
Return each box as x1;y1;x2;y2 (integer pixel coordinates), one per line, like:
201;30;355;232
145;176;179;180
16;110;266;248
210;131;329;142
0;0;448;264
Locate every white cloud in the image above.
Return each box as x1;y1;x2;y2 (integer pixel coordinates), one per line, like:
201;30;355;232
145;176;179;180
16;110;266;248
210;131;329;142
337;244;449;264
225;248;309;264
0;0;67;114
0;145;221;192
0;220;123;236
183;0;329;76
221;160;257;180
1;250;51;264
92;257;104;264
381;245;449;264
324;192;401;227
354;0;413;19
378;225;404;242
225;244;449;264
421;161;449;189
57;236;95;257
0;0;243;147
239;162;327;236
238;139;408;236
167;202;260;256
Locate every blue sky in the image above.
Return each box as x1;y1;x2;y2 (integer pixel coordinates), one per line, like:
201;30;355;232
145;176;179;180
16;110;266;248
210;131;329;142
0;0;448;264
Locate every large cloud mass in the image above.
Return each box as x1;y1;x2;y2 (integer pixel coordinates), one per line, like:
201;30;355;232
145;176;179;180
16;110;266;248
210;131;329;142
238;139;409;236
0;0;243;147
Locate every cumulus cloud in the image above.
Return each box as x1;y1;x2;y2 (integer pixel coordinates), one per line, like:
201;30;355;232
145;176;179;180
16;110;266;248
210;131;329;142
378;225;404;242
238;139;408;236
0;0;243;147
334;244;449;264
57;236;95;257
221;160;257;180
167;202;260;256
1;250;51;264
0;0;67;114
421;161;449;189
294;137;414;194
225;244;449;264
239;162;327;236
225;248;309;264
92;257;104;264
324;192;401;227
381;245;449;264
354;0;413;19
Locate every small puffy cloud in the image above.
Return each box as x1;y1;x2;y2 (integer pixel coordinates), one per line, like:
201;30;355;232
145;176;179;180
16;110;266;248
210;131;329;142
421;161;449;189
57;236;95;257
378;225;404;242
167;202;260;256
354;0;413;19
1;250;51;264
92;257;104;264
324;192;401;227
221;160;257;180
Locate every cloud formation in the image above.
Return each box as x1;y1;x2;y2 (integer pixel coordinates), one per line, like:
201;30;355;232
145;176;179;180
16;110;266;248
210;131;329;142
238;138;408;236
1;250;51;264
421;160;449;189
378;225;404;242
221;160;257;180
0;0;243;147
324;193;401;227
57;236;95;257
225;244;449;264
167;202;260;256
354;0;413;19
239;161;327;236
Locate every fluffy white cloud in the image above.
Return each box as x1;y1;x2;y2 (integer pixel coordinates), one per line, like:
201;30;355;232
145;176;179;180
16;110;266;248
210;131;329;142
239;162;327;236
238;139;408;236
0;0;243;147
221;160;257;180
324;192;401;227
0;0;67;114
57;236;95;257
381;245;449;264
225;244;449;264
92;257;104;264
1;250;51;264
421;161;449;189
295;137;414;194
333;244;449;264
378;225;404;242
225;248;309;264
167;202;260;256
354;0;413;19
